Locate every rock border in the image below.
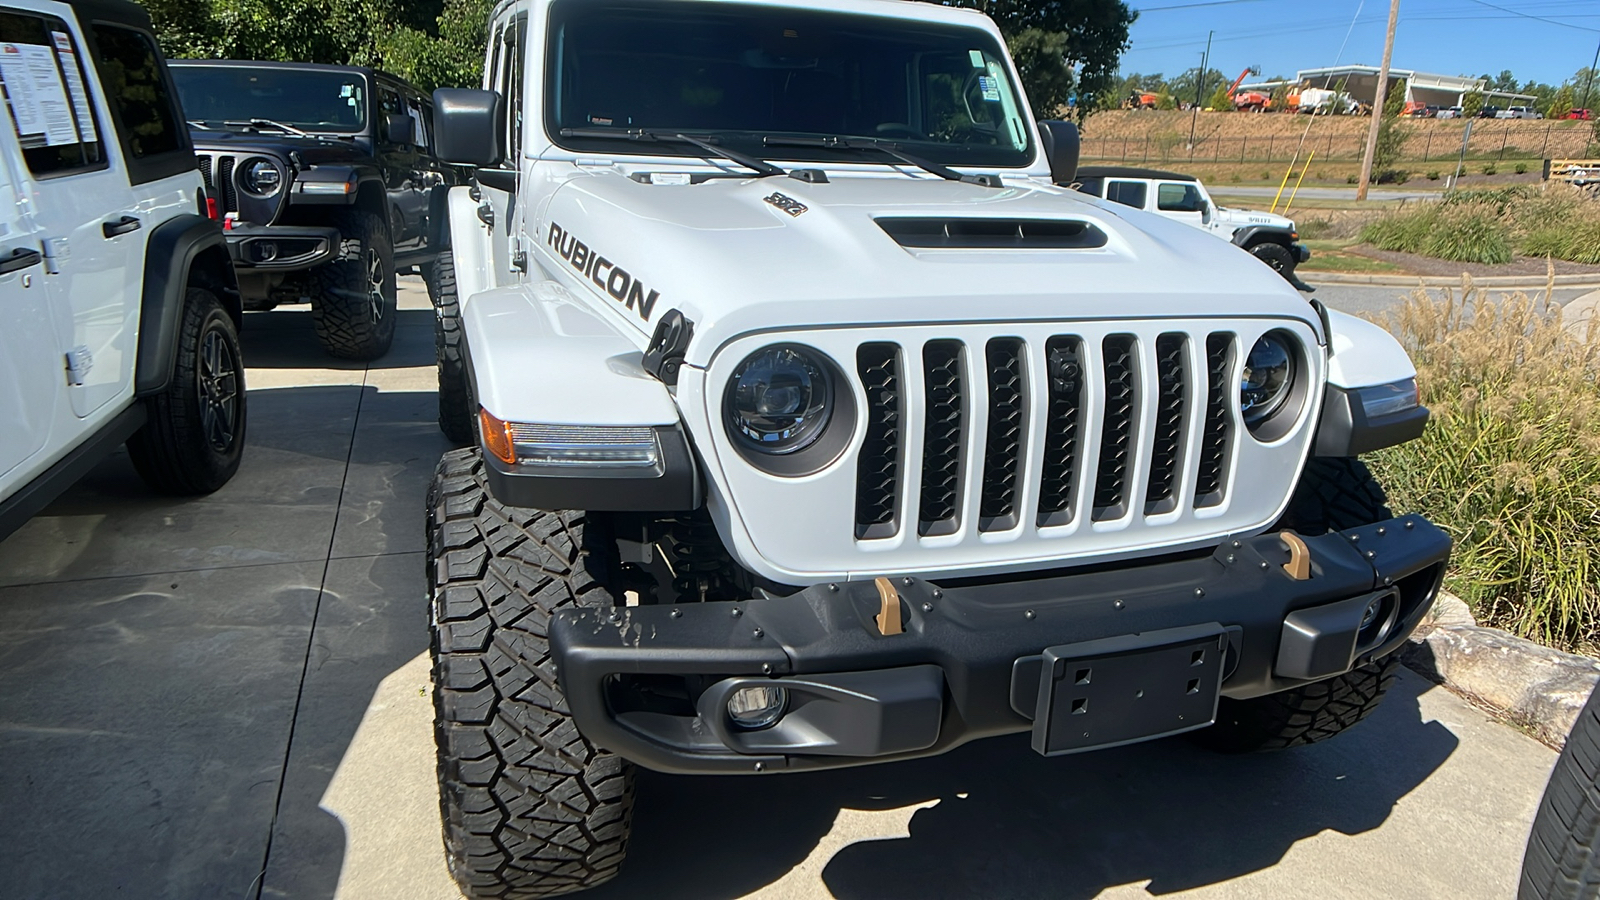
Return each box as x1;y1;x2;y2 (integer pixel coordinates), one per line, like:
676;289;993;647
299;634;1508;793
1404;592;1600;749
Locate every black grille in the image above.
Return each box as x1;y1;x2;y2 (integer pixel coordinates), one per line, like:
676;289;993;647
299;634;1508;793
1036;336;1084;527
1195;333;1234;506
198;153;238;213
979;339;1025;530
876;217;1109;249
854;343;902;539
1144;334;1188;513
1093;335;1138;519
919;340;965;535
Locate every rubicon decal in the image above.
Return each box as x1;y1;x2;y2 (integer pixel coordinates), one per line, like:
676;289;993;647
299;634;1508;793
548;222;659;321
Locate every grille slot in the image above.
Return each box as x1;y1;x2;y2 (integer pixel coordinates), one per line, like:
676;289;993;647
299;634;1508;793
1144;334;1188;514
1195;333;1235;507
1093;335;1138;520
854;343;903;539
919;340;966;536
213;154;238;213
1036;336;1084;527
979;338;1026;531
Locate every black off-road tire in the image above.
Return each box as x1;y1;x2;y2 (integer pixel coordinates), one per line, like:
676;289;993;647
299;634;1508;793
428;447;635;899
126;288;246;494
431;251;474;444
311;210;397;361
1249;241;1298;279
1521;684;1600;899
1193;457;1398;753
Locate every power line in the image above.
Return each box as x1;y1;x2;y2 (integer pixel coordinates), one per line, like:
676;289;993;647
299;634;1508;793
1134;0;1270;11
1461;0;1600;33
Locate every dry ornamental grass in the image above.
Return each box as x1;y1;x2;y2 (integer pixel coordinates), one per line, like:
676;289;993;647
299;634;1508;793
1367;279;1600;651
1360;185;1600;266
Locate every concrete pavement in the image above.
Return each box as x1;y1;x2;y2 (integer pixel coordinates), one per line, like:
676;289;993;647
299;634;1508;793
0;278;1560;899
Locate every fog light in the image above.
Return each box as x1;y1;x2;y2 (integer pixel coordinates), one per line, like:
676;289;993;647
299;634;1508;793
727;685;787;730
256;241;278;262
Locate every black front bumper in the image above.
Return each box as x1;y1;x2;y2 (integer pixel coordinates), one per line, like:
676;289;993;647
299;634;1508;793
224;224;341;271
551;516;1449;775
1292;242;1311;263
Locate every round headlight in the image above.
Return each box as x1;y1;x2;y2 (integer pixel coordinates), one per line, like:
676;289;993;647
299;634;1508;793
242;159;282;195
1240;333;1295;426
725;345;834;455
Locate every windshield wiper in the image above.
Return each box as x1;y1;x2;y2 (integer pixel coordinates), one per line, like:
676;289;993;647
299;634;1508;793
762;135;1002;188
559;127;784;177
187;119;213;130
223;118;310;137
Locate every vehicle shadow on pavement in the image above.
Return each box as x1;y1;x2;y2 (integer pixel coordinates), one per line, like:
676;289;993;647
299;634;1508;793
239;308;436;370
590;673;1457;900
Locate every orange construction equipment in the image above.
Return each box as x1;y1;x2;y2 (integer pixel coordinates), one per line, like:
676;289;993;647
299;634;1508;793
1226;67;1265;111
1123;90;1159;110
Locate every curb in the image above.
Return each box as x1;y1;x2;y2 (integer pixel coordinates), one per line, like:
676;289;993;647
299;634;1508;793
1302;272;1600;288
1404;592;1600;749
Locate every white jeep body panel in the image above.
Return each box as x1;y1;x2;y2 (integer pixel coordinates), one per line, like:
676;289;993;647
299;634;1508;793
1325;309;1417;389
453;0;1422;583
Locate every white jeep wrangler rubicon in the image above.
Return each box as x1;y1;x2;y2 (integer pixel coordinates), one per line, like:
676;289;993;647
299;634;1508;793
1069;165;1314;291
424;1;1449;896
0;0;246;544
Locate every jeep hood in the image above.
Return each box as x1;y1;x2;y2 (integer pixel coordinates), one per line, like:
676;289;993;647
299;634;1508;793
188;129;372;166
533;166;1315;367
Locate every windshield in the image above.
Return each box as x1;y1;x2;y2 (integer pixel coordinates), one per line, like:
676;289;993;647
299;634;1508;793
171;65;367;134
546;1;1034;168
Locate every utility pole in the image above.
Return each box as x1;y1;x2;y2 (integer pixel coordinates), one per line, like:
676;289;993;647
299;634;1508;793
1581;36;1600;114
1357;0;1401;201
1188;30;1213;149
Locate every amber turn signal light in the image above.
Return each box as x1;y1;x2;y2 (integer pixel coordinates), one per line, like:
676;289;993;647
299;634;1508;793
479;407;516;465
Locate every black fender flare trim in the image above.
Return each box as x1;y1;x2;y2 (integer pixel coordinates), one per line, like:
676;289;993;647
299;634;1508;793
135;214;237;397
1230;225;1295;248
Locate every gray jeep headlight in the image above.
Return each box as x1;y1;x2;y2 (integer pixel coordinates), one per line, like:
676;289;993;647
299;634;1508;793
241;158;282;196
725;344;834;455
1240;332;1295;427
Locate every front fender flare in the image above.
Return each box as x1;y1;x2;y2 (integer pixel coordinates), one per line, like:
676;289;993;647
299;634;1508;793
462;281;680;428
1316;309;1427;455
135;214;239;397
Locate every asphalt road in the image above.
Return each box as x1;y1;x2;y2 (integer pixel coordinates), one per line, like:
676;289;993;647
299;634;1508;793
1312;283;1596;318
0;278;1560;900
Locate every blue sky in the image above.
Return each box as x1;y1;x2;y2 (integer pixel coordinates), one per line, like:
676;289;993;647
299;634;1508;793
1121;0;1600;88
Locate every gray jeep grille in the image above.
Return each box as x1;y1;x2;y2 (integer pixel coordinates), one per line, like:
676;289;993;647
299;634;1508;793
195;153;238;213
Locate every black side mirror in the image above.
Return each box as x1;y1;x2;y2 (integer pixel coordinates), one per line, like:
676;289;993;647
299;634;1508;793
1036;120;1080;186
385;113;416;145
433;88;503;167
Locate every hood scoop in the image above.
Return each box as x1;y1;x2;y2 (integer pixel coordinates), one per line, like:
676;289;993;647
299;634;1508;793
877;217;1107;250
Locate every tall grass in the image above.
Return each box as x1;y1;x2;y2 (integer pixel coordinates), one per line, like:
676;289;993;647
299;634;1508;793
1367;281;1600;650
1359;184;1600;266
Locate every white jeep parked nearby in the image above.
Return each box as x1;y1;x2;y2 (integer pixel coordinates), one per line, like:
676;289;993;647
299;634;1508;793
1070;166;1314;290
0;0;246;542
423;1;1449;896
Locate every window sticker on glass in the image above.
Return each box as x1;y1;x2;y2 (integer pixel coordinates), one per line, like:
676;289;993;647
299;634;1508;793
978;75;1001;102
0;41;77;147
49;32;95;142
968;49;985;68
340;84;353;97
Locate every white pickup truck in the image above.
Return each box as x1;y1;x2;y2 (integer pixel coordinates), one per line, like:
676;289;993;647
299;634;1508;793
420;0;1448;896
1071;166;1313;290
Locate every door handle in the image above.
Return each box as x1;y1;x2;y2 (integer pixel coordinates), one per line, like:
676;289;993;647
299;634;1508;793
0;246;42;274
102;215;141;238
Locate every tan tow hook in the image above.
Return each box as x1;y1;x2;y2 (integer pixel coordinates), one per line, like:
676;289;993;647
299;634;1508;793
1279;531;1312;580
874;577;903;636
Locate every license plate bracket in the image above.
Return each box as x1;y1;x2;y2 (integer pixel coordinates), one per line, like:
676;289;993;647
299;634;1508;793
1030;623;1227;756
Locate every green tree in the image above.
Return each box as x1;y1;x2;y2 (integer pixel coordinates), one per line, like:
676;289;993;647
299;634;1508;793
1207;83;1232;111
1372;78;1409;180
1549;84;1575;120
1005;28;1076;120
1462;91;1485;119
947;0;1137;120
